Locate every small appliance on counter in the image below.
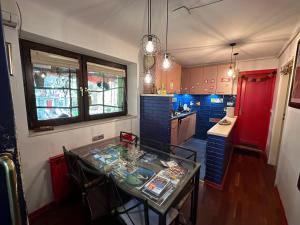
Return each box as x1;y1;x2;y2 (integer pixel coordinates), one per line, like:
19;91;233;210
226;107;235;118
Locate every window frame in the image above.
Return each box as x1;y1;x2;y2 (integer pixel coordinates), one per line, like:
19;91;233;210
20;40;128;129
82;55;128;121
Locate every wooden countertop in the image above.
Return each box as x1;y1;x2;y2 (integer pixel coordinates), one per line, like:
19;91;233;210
207;116;237;138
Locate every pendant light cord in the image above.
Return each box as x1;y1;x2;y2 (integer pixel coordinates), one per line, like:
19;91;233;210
165;0;169;52
230;45;233;66
148;0;151;35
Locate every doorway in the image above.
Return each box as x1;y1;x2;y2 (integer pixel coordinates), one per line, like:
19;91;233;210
235;69;276;151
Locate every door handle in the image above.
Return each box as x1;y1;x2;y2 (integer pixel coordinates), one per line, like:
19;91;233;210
0;153;22;225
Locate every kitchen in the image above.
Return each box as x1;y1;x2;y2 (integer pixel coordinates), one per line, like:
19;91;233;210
1;0;300;225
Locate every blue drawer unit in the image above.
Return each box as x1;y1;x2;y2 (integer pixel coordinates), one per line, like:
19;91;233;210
205;133;233;186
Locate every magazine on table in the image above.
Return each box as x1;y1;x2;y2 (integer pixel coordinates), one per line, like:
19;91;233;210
142;183;175;206
143;173;170;196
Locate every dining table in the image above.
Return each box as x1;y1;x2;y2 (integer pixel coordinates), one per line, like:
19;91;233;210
70;137;201;225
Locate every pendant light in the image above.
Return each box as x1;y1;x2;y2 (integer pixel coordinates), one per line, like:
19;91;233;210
162;0;173;71
227;43;236;77
233;52;239;79
141;0;160;56
144;70;152;84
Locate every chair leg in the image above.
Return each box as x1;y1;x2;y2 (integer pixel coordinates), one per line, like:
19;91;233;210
175;213;180;225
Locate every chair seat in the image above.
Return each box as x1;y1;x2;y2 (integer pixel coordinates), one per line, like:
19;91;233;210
118;199;178;225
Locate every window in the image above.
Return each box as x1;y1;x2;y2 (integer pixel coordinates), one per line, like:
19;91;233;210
21;40;127;129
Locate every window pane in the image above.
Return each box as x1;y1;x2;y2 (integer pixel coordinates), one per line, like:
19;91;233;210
89;105;103;115
31;50;80;121
87;62;125;116
37;108;71;121
89;91;103;105
104;106;123;113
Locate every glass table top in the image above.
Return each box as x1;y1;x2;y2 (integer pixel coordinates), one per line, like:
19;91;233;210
71;137;200;214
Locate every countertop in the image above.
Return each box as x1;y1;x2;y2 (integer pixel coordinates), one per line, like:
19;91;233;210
207;116;237;137
170;111;196;120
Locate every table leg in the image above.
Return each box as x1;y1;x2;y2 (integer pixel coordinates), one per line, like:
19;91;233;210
159;213;166;225
190;167;200;225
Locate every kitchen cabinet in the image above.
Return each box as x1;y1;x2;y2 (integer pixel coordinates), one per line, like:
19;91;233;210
216;64;234;95
189;67;204;94
178;116;190;144
176;113;196;145
181;68;190;93
171;119;178;145
186;113;196;139
180;64;238;95
154;54;182;94
166;63;182;94
202;66;217;94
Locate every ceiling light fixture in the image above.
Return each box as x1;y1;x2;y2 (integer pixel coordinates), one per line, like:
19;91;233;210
141;0;160;56
162;0;173;71
227;43;236;77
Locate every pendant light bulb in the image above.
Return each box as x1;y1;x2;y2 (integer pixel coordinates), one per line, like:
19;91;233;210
145;38;154;53
227;43;236;77
141;0;160;55
162;54;171;70
144;70;152;84
227;66;234;77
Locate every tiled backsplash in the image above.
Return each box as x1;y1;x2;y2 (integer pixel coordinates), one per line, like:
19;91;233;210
173;94;236;140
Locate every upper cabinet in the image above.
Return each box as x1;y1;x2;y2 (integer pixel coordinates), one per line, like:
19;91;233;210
203;66;217;94
189;67;204;94
180;64;237;95
166;63;182;94
216;64;233;95
181;68;190;93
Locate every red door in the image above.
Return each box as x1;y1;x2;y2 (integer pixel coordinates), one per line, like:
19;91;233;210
235;70;276;151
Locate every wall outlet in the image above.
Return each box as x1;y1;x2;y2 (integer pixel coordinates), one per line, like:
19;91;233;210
92;134;104;142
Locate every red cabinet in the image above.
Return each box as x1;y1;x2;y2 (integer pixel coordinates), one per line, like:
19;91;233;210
49;154;70;202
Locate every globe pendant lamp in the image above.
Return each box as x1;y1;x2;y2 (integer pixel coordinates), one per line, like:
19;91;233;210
141;0;160;56
162;0;173;71
227;43;236;77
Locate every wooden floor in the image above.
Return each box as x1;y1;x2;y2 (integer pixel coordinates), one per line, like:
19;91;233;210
195;150;284;225
29;151;284;225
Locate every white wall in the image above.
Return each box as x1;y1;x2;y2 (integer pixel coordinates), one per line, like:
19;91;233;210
4;0;140;213
275;32;300;225
237;57;278;72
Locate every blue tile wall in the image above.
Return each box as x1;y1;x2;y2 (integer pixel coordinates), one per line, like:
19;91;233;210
173;94;236;140
140;96;172;149
205;134;233;185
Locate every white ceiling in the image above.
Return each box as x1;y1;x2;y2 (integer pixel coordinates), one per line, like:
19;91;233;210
26;0;300;66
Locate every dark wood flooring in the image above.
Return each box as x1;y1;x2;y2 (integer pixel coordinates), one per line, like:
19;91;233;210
29;151;284;225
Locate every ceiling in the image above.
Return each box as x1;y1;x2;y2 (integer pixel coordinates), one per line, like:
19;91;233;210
26;0;300;66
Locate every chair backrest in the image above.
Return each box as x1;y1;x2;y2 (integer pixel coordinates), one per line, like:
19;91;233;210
139;137;164;151
63;146;83;190
109;174;149;225
162;144;197;162
120;131;139;145
77;159;112;221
